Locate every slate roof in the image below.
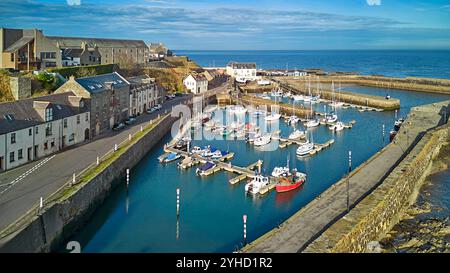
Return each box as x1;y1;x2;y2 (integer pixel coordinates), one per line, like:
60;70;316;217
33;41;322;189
62;48;84;59
75;72;130;94
48;36;148;49
227;62;257;69
0;92;88;135
4;36;34;53
188;73;208;82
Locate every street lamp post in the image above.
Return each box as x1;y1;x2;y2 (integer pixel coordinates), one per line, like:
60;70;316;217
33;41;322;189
347;151;352;213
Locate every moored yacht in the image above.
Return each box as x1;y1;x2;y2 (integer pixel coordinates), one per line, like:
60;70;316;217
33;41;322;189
254;134;271;146
245;175;270;195
296;141;315;156
329;121;345;132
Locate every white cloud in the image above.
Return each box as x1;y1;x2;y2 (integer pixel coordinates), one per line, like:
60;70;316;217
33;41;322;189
366;0;381;6
67;0;81;6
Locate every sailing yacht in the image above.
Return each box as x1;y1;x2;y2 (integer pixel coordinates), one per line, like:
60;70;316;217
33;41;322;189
289;129;305;140
329;121;345;132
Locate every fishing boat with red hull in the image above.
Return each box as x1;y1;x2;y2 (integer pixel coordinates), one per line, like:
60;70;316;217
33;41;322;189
276;170;307;193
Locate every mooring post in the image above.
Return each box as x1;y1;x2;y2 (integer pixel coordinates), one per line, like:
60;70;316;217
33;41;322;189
243;214;247;245
39;197;43;214
347;150;352;213
126;168;130;189
382;124;385;146
176;188;180;217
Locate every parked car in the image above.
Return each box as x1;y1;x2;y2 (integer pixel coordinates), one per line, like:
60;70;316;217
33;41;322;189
125;117;137;125
154;104;162;110
112;122;125;131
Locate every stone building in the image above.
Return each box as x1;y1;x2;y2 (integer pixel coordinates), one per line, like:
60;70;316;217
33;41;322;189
61;42;102;67
0;28;62;71
0;92;90;172
55;72;130;138
127;75;165;116
49;36;149;66
226;62;257;82
9;76;31;100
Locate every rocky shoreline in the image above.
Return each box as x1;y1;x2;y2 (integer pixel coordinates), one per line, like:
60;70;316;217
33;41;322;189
379;142;450;253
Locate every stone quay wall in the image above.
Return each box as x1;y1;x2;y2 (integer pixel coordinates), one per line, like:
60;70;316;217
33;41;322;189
305;122;450;253
0;115;178;253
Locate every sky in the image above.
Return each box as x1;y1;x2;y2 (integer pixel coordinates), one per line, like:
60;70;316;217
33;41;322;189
0;0;449;50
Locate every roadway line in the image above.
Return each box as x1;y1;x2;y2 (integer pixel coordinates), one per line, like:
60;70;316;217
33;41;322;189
0;155;56;195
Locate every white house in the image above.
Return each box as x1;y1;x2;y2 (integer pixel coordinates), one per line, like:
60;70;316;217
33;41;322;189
226;62;257;82
128;75;165;115
0;92;90;172
183;74;208;94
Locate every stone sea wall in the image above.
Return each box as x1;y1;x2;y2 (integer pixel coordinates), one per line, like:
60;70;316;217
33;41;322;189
305;122;450;253
0;116;178;253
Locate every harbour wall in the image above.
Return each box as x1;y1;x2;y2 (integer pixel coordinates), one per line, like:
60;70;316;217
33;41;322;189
239;95;313;118
317;75;450;95
0;115;178;253
275;79;400;110
304;122;450;252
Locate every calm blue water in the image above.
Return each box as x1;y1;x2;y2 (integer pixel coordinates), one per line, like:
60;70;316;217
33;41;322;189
175;50;450;79
68;86;450;253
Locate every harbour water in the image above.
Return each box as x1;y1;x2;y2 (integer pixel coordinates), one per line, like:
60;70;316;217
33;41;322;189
175;50;450;79
68;86;450;253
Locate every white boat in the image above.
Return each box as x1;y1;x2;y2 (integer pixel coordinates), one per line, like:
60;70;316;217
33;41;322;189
254;134;271;146
272;167;291;178
287;115;300;125
264;112;281;121
245;175;270;195
329;101;345;108
326;114;338;124
230;121;244;131
296;141;315;156
293;95;304;101
329;121;345;132
192;145;210;155
271;88;283;97
283;91;292;98
253;110;266;117
246;132;261;143
261;95;271;100
306;119;320;128
229;105;247;114
289;129;305;140
210;150;224;159
204;120;215;129
303;96;312;103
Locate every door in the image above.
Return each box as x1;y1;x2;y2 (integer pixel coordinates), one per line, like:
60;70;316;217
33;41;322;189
34;145;38;158
27;147;32;161
84;129;90;140
0;156;3;171
62;136;66;148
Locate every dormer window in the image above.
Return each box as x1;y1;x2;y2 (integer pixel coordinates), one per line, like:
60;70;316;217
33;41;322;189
45;108;53;122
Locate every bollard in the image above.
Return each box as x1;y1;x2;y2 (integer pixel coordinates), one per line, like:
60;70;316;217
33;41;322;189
72;173;76;184
114;144;118;151
243;214;247;244
96;156;99;165
39;197;43;213
129;134;132;141
176;188;180;217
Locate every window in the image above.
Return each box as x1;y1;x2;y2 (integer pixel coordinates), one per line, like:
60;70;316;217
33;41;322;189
51;140;55;148
45;123;52;136
11;133;16;144
9;152;15;163
11;53;14;62
63;119;67;128
69;133;75;142
77;115;80;124
85;113;89;121
44;142;48;150
40;52;56;59
35;126;39;135
18;149;23;160
45;62;57;67
45;108;53;122
29;128;32;136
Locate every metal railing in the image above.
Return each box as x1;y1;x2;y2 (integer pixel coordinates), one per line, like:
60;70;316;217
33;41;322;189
0;113;170;239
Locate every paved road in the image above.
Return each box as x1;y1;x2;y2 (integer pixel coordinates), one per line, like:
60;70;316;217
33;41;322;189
245;101;449;253
0;95;192;231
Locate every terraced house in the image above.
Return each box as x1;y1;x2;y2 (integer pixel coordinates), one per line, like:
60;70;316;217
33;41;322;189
127;75;165;116
0;28;61;71
55;73;130;138
49;36;149;66
0;92;90;172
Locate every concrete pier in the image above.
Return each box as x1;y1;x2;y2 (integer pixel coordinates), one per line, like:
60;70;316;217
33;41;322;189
242;100;449;253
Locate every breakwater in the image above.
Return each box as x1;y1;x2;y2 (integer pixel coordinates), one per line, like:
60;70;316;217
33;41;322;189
304;118;450;252
274;78;400;111
239;95;313;118
242;100;449;253
0;115;178;253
